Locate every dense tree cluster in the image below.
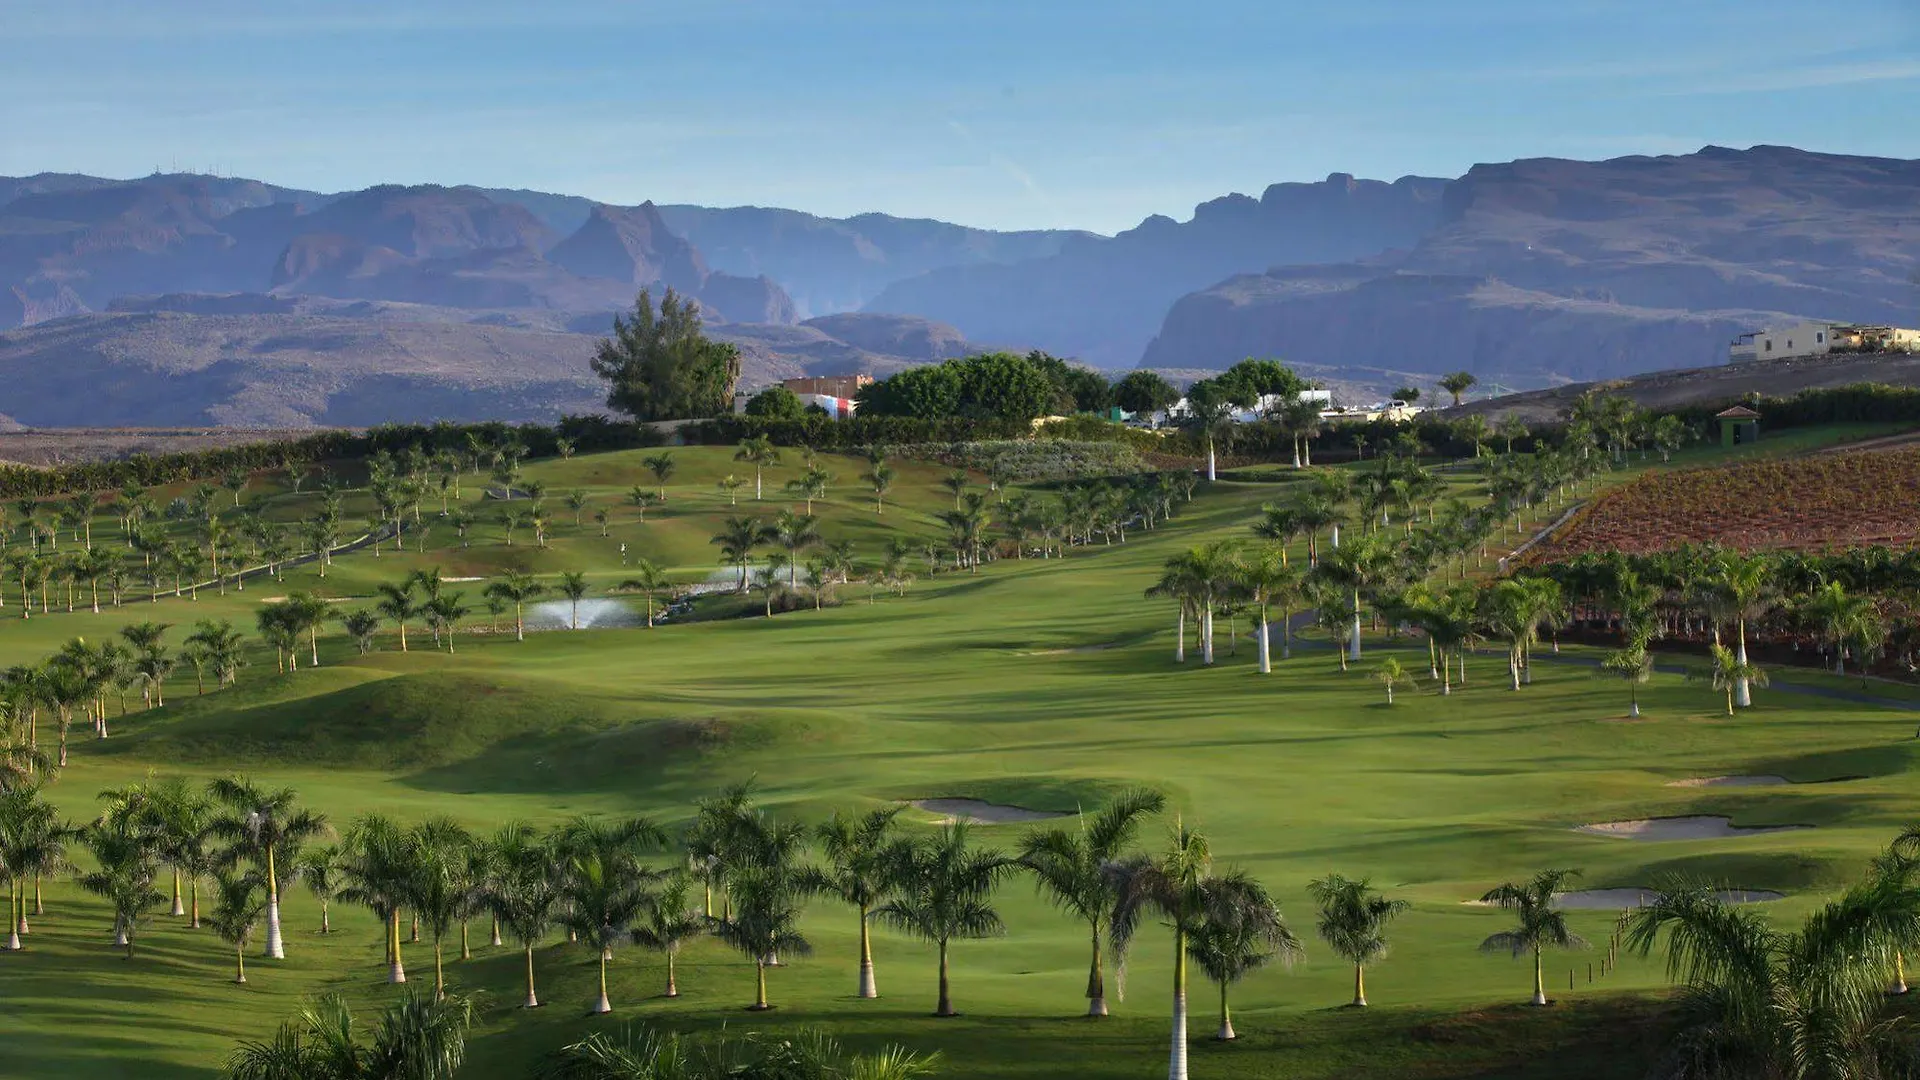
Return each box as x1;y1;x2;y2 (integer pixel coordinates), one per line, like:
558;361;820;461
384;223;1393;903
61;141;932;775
591;289;744;422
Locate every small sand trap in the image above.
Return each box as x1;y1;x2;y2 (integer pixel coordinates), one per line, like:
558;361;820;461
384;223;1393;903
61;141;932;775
1578;816;1811;841
1465;888;1785;910
440;576;485;582
910;799;1071;825
1666;775;1791;788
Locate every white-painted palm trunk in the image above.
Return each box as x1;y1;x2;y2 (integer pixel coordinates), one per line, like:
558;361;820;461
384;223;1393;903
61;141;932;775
1257;618;1271;674
1168;936;1189;1080
1349;602;1363;661
1330;524;1340;549
1174;609;1185;663
1735;626;1753;708
1206;444;1216;482
265;896;284;958
859;913;878;998
1201;609;1215;665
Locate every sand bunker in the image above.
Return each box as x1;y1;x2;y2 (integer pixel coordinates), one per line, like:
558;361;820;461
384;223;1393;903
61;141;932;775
1465;888;1785;910
1666;775;1791;788
911;799;1071;825
1578;816;1810;841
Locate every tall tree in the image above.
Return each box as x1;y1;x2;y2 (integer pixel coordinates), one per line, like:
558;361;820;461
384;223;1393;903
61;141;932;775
491;821;562;1009
1307;875;1409;1007
1020;788;1166;1017
209;777;329;960
554;815;667;1014
875;821;1010;1018
590;289;742;421
1186;869;1301;1040
208;871;267;984
810;806;905;999
1478;868;1587;1006
483;572;545;642
1111;821;1219;1080
630;871;706;999
734;437;781;501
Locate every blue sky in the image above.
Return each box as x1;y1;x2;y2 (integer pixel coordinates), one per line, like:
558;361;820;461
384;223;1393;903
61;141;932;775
3;0;1916;233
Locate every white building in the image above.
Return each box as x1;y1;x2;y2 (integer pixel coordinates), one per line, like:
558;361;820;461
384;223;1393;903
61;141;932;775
1162;389;1332;425
1729;322;1920;363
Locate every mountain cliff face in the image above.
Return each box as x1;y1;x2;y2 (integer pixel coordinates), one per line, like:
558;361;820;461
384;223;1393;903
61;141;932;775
3;145;1916;426
657;204;1087;317
1141;147;1920;381
863;174;1449;366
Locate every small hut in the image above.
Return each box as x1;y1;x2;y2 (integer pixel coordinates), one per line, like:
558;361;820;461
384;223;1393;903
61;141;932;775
1716;405;1760;447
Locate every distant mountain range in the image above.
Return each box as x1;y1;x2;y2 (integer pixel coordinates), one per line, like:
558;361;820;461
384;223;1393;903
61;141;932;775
2;144;1915;427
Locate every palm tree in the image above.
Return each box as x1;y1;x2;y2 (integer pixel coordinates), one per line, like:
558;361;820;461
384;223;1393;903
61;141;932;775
1110;821;1219;1080
491;821;562;1008
341;814;415;983
407;818;476;999
1625;880;1920;1077
1372;657;1411;704
1439;370;1477;407
286;591;330;669
1019;788;1166;1016
422;594;469;652
713;516;771;594
1307;875;1409;1007
556;571;591;630
717;473;743;506
80;814;167;959
0;787;68;950
208;872;267;984
185;619;245;689
616;560;672;628
338;610;382;655
1316;533;1393;663
1600;633;1656;719
296;846;341;934
374;581;418;652
484;572;545;642
735;437;780;501
1478;869;1587;1006
555;815;667;1014
1237;546;1301;674
1482;578;1539;691
786;465;831;514
1712;552;1775;708
224;992;472;1080
710;809;813;1011
150;776;213;919
1690;643;1770;717
631;871;706;998
643;452;677;500
209;777;329;960
810;806;905;999
564;489;590;528
1186;869;1301;1040
865;462;896;515
875;821;1009;1018
1801;579;1878;677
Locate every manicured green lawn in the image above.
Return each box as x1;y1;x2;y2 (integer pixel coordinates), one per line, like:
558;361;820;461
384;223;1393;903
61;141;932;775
3;441;1915;1079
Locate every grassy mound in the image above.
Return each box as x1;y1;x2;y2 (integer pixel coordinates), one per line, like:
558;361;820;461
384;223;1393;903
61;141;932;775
109;669;624;770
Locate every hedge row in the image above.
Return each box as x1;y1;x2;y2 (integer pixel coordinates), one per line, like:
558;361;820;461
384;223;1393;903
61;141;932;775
0;415;665;500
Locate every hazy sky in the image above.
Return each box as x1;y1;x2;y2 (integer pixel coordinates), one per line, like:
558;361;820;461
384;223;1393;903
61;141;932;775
4;0;1917;232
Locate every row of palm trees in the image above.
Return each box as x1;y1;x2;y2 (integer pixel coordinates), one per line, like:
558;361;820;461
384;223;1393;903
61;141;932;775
4;775;1431;1080
0;619;242;774
1536;544;1918;688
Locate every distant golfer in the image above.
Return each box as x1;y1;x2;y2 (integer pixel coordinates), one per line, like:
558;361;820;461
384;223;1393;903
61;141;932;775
619;542;628;565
